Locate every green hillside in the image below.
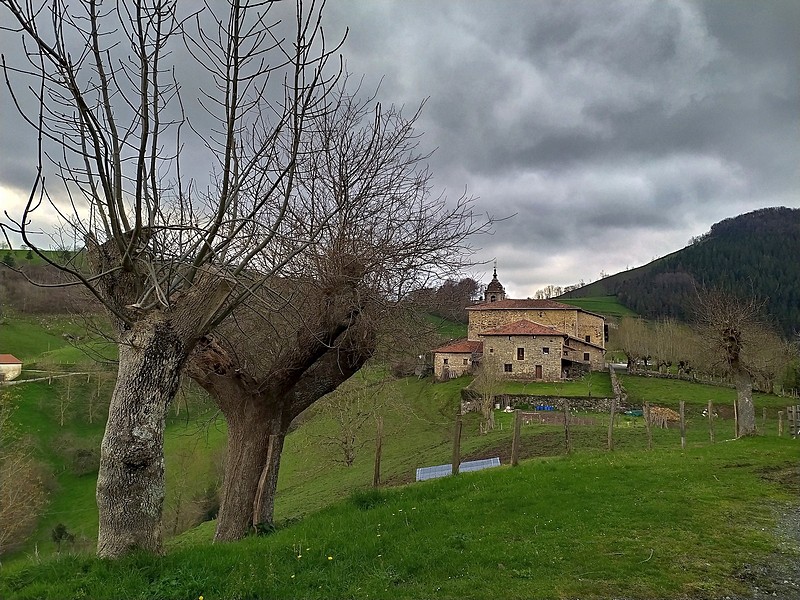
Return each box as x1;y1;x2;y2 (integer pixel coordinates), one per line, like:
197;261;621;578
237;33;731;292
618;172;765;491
2;316;799;599
1;437;796;600
561;207;800;334
557;296;637;318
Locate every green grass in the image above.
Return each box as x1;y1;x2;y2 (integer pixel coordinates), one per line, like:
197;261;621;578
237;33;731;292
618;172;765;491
4;378;225;559
621;374;794;412
0;314;115;365
423;314;468;340
558;295;637;318
0;248;85;267
4;315;799;598
1;437;796;599
496;371;614;397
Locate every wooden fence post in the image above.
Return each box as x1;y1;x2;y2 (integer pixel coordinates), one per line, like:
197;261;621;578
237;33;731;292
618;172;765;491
733;400;739;438
607;397;616;451
788;405;798;439
762;407;767;430
644;401;652;450
373;416;383;488
707;400;714;444
564;399;572;455
452;413;462;476
511;409;521;467
778;411;783;437
680;400;686;450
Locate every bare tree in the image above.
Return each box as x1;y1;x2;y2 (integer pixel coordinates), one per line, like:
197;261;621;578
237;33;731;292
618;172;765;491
0;389;47;558
472;355;501;434
615;317;650;372
186;85;487;542
694;288;766;437
316;372;395;467
1;0;343;558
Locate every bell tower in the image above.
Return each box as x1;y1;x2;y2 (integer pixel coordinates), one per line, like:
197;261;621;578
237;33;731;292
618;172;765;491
485;264;506;302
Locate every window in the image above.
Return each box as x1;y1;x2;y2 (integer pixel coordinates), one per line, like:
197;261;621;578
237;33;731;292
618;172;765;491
517;347;525;360
443;358;449;365
490;295;497;302
489;347;494;354
463;358;469;365
585;335;591;343
542;347;549;355
583;352;590;362
564;350;569;356
504;363;513;373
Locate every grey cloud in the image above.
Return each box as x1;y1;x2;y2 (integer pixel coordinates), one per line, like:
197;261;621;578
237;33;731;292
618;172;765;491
1;0;797;296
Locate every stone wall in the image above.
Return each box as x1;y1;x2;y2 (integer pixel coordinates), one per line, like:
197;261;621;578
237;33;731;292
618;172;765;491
479;334;563;380
468;307;605;349
433;351;473;380
564;338;605;371
460;388;623;414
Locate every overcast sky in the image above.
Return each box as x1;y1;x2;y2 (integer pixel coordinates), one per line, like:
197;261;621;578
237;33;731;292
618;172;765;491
1;1;798;298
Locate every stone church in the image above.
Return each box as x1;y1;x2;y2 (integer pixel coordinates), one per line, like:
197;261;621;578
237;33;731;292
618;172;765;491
432;269;606;381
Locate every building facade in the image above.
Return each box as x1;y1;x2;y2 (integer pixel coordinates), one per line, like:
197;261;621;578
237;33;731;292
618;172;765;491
432;271;606;381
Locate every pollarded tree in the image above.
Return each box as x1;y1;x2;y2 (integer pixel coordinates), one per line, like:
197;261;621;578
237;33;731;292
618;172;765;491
0;0;344;558
472;355;501;434
186;85;488;541
694;288;767;437
615;317;650;372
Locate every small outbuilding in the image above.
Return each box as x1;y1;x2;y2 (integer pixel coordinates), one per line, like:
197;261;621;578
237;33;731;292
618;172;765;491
0;354;23;382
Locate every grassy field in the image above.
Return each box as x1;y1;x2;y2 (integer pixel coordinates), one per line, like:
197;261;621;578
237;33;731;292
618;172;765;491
0;314;116;366
3;377;225;559
3;315;799;598
557;295;637;318
5;362;797;561
496;371;614;397
423;313;468;340
1;437;796;600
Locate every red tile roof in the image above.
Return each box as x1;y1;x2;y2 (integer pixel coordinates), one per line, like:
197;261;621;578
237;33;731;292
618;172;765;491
478;320;567;337
0;354;22;364
467;299;573;310
432;339;483;354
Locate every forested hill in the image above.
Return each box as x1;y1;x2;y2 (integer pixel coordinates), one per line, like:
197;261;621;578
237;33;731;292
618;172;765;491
561;207;800;335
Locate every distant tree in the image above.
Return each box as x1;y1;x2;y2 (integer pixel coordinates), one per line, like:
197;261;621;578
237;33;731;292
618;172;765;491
694;288;766;436
615;317;650;371
472;355;501;434
534;284;563;300
1;253;14;268
316;373;396;467
0;390;47;556
429;278;481;322
51;523;75;553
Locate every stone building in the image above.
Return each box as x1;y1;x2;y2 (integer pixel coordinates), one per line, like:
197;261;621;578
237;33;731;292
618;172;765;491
0;354;22;381
432;270;606;381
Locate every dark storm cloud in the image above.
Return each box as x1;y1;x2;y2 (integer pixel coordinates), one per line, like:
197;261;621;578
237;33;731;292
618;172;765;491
1;1;797;297
325;0;798;297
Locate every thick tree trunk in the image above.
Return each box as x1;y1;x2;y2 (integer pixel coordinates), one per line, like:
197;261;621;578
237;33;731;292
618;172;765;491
214;407;275;542
734;367;756;436
96;321;186;558
253;430;286;529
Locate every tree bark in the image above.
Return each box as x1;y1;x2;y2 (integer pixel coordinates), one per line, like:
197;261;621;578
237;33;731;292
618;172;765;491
253;430;286;529
214;407;275;541
734;367;756;436
96;320;186;558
